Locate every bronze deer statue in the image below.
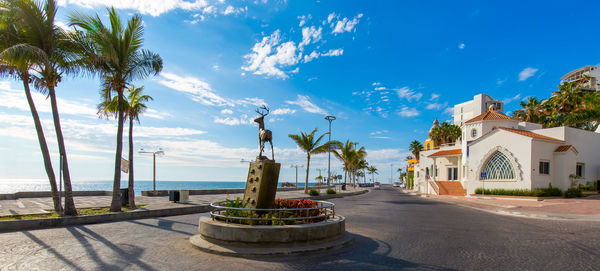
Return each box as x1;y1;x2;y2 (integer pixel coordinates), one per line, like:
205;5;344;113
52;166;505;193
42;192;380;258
254;105;274;160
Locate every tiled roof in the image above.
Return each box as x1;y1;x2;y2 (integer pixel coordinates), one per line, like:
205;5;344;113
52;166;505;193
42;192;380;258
465;110;517;123
554;145;578;154
495;127;563;142
429;149;462;157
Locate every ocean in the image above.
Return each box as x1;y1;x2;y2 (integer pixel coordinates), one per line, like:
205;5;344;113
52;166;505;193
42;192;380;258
0;180;319;195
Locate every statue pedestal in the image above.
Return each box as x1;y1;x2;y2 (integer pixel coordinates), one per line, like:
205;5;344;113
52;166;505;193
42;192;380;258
243;160;280;209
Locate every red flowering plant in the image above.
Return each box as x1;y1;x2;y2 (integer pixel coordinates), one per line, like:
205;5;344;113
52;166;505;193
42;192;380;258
273;198;324;224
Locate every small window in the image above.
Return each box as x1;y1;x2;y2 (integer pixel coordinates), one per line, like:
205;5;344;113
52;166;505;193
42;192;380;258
471;129;477;138
435;168;438;177
539;161;550;175
447;168;458;180
426;168;430;176
417;172;420;177
576;163;584;177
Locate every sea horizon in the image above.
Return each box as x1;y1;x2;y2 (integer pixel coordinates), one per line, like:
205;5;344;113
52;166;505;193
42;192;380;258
0;180;321;195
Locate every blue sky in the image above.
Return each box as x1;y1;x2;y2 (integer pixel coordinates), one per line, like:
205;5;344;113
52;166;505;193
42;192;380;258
1;0;599;184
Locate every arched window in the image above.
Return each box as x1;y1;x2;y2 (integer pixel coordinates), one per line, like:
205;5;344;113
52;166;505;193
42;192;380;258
426;168;430;176
481;151;515;180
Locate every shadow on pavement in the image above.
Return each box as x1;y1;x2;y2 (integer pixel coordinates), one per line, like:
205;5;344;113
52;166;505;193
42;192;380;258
21;231;83;270
126;219;195;236
253;232;453;270
71;225;157;271
382;200;443;205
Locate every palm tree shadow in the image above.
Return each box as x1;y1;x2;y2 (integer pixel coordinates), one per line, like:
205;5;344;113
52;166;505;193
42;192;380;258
71;225;157;271
21;231;83;270
254;232;454;270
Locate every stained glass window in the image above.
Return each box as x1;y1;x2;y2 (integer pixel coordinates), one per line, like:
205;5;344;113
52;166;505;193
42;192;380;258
481;151;515;180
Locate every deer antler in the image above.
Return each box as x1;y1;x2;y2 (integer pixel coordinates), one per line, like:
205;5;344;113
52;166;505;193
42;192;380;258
255;105;270;116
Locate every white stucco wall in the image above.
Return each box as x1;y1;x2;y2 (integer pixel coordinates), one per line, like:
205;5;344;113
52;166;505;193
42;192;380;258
466;130;534;194
530;140;563;190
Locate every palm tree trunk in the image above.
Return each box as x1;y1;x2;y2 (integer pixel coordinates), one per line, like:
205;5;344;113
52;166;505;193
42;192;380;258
110;91;125;212
128;117;135;208
304;154;311;194
22;76;60;212
48;86;77;216
344;169;347;185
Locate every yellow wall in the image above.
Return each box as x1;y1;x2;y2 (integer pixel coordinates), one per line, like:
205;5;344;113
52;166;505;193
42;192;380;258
407;158;417;172
424;139;434;151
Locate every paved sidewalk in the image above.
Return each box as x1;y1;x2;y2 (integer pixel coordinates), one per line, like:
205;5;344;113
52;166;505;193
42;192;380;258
397;188;600;221
0;187;363;216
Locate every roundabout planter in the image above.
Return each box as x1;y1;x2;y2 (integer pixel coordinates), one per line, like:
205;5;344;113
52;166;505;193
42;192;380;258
189;200;353;256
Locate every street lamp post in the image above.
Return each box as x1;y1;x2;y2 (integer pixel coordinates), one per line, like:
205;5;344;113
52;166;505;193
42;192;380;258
290;164;304;188
139;148;164;194
325;115;336;186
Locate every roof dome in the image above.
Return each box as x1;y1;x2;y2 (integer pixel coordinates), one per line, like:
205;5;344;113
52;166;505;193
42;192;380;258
428;119;439;138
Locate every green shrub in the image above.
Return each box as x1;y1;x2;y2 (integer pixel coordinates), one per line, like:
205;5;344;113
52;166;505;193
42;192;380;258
309;189;320;196
326;188;336;195
475;184;562;197
565;188;583;198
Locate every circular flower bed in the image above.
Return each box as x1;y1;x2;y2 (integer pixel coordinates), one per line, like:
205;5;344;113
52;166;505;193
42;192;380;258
210;198;334;225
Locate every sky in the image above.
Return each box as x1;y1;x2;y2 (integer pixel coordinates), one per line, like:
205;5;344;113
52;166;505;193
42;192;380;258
1;0;599;184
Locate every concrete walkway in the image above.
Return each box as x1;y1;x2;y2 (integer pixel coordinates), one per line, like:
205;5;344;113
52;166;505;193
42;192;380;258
0;187;364;216
397;188;600;221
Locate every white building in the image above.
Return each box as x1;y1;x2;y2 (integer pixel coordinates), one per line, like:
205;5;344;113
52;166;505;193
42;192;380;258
453;94;504;126
561;65;600;91
415;94;600;196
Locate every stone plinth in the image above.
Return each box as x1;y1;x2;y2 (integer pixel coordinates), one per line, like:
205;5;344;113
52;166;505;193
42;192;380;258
243;160;280;208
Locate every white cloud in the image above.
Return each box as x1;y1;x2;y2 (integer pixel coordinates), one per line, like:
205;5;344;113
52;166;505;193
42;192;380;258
425;102;448;110
369;130;388;136
271;108;296;115
518;67;538;81
443;107;454;115
298;14;311;27
303;48;344;63
394;87;422;102
497;78;506;85
212;64;220;71
374;86;386;91
299;26;322;48
158;73;266;107
327;12;337;24
372;82;380;86
220;109;234;115
0;81;97;117
57;0;210;17
213;114;253;126
398;107;419;117
241;30;300;79
285;95;327;115
430;93;440;101
331;13;363;34
458;43;465;49
502;94;522;104
222;5;246;15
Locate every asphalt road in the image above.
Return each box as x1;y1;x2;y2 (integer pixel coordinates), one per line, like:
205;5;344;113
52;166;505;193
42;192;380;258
1;186;598;270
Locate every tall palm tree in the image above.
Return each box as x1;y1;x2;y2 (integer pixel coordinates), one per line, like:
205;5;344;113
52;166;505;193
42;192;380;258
367;165;378;182
0;5;60;212
99;85;152;208
514;97;544;124
408;140;423;160
4;0;78;215
288;128;338;194
332;140;355;186
70;8;163;212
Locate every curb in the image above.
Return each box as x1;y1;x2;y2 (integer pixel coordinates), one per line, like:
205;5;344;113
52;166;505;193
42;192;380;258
0;189;368;232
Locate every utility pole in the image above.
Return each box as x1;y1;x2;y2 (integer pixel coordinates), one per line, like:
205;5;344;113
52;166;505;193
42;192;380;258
139;148;164;194
290;164;303;188
325;115;336;186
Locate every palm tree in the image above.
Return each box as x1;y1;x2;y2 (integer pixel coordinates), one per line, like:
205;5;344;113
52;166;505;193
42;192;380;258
70;8;163;212
0;5;60;212
408;140;423;160
4;0;78;215
514;97;544;124
367;165;378;182
332;140;355;186
288;128;338;194
99;85;152;208
429;122;461;145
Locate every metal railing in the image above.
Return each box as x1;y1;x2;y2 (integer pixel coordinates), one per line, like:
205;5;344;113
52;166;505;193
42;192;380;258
429;180;440;195
209;200;335;225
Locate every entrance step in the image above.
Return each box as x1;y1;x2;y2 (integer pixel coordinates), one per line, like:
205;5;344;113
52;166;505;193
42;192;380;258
435;181;466;196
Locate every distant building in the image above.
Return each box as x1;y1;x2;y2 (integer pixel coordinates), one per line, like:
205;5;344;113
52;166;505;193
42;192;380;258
453;94;504;126
560;65;600;91
413;94;600;197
